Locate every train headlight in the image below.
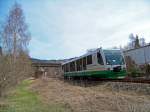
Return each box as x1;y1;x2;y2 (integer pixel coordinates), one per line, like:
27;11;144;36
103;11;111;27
113;66;121;72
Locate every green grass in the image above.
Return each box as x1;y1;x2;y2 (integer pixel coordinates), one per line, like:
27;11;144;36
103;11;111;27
0;79;71;112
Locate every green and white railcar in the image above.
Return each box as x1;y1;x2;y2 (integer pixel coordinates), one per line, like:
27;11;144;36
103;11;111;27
62;48;127;79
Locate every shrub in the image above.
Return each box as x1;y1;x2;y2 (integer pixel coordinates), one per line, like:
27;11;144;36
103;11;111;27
145;64;150;78
0;54;33;97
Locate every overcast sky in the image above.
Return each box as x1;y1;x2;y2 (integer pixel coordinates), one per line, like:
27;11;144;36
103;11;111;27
1;0;150;59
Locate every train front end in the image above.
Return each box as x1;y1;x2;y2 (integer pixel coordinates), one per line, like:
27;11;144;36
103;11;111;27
103;50;127;79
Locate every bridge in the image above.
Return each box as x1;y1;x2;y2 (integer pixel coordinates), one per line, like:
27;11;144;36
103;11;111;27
31;58;62;78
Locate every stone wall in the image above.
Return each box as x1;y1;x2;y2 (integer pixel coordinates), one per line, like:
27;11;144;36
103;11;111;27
32;63;63;79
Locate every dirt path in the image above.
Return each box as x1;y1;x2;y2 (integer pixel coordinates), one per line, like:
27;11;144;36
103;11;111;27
29;78;150;112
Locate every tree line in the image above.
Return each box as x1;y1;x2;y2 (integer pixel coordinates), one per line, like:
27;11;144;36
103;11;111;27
124;33;146;50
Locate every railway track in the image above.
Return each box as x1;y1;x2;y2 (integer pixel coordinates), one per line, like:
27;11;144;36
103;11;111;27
110;78;150;84
64;77;150;84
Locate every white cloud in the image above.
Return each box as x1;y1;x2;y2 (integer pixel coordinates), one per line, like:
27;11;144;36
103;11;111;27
56;0;150;58
23;0;150;59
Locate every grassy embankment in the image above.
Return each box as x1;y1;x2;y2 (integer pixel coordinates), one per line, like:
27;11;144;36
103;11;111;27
0;79;71;112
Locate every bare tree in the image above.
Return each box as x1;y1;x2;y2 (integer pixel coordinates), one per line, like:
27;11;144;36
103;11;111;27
139;37;146;46
0;3;32;97
124;33;146;50
1;2;30;58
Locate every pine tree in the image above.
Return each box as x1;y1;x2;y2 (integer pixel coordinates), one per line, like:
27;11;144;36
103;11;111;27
134;35;140;48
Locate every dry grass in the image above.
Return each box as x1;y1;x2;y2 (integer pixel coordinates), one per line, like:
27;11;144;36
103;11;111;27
0;79;71;112
29;78;150;112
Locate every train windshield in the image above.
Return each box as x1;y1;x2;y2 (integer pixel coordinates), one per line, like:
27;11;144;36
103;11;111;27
103;50;124;65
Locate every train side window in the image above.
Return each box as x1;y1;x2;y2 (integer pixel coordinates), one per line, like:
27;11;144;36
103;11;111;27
76;60;80;71
79;59;82;71
66;64;69;72
73;61;75;71
97;52;104;65
70;61;75;72
74;61;76;71
87;55;92;65
83;57;86;70
64;65;66;72
70;62;72;72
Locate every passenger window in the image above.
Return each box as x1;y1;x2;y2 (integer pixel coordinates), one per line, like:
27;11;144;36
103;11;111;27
66;64;69;72
83;57;86;70
79;59;82;71
87;55;92;65
76;60;80;71
70;61;75;72
97;52;104;65
76;59;82;71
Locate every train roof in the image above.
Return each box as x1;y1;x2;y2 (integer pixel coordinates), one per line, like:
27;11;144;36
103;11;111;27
62;48;101;65
62;48;122;65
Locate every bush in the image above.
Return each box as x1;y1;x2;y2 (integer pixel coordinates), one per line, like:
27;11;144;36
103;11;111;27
125;56;144;77
0;54;33;97
145;64;150;78
127;68;142;77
